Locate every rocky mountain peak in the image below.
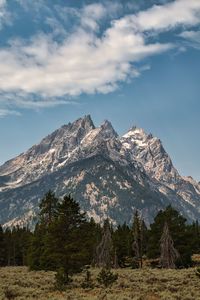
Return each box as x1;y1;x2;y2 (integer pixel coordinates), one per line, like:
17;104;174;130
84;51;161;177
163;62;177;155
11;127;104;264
123;126;157;143
100;120;118;139
121;127;180;185
121;126;149;151
72;115;95;132
0;115;96;188
183;176;200;188
23;115;94;159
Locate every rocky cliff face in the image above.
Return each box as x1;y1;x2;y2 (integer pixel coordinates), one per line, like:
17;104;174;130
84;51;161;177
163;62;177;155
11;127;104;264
0;115;200;227
121;127;200;214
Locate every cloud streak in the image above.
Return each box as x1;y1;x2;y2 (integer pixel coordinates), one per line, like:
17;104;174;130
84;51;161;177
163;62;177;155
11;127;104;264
0;0;200;114
0;0;12;30
0;108;21;117
132;0;200;32
179;30;200;49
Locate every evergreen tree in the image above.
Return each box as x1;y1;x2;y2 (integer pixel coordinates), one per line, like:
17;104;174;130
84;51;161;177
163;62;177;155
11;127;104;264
0;225;6;266
79;218;101;266
4;228;12;266
39;190;59;226
29;194;92;279
113;223;132;267
19;227;32;265
187;220;200;254
48;194;88;276
160;222;179;268
0;226;32;267
29;190;59;270
28;223;46;270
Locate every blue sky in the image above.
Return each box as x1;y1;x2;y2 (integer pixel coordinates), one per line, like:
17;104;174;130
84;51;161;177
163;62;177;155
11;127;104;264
0;0;200;180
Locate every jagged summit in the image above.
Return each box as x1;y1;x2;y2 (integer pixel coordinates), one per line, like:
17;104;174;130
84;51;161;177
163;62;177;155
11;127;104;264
125;125;146;135
121;126;179;183
0;115;200;227
72;115;95;131
123;126;154;143
0;116;117;190
100;120;118;138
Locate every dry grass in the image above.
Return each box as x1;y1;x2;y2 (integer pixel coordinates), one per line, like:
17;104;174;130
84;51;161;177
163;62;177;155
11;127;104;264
0;266;200;300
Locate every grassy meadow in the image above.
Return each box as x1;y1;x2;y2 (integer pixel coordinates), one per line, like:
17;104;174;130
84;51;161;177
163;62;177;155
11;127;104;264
0;266;200;300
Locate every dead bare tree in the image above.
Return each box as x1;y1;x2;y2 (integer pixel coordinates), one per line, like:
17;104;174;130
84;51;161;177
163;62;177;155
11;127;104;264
160;222;179;269
132;210;143;268
93;219;113;268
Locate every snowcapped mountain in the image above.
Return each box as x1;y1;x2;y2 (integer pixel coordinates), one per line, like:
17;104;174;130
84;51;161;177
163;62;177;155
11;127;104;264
0;115;200;227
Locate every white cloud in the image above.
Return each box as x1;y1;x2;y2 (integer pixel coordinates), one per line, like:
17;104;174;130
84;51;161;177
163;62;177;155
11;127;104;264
180;30;200;41
80;3;106;31
0;0;6;7
0;108;21;117
0;90;75;109
0;0;200;113
179;30;200;49
0;25;172;99
45;17;68;38
132;0;200;32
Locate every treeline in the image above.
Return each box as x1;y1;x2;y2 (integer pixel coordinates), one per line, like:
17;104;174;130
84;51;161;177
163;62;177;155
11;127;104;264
0;226;31;266
1;191;200;277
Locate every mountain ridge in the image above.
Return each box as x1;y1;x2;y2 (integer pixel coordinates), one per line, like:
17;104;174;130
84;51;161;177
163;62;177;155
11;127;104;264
0;115;200;227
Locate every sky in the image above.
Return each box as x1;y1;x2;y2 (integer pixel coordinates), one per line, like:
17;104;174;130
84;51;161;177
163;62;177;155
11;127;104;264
0;0;200;181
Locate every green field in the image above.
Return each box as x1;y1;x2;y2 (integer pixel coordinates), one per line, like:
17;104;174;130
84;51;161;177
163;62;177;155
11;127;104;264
0;267;200;300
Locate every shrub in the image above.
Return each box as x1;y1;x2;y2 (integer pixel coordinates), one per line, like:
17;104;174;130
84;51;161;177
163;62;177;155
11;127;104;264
131;258;140;269
3;286;19;299
195;267;200;278
81;270;94;289
54;267;72;291
97;268;118;288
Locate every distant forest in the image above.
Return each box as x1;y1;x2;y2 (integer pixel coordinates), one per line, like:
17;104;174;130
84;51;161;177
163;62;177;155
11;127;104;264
1;191;200;282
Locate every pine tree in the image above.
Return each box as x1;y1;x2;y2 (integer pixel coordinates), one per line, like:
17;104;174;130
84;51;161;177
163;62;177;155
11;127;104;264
19;227;32;265
0;226;31;267
39;190;58;226
51;194;88;276
36;194;89;276
29;190;59;270
79;218;101;266
160;222;179;269
0;225;6;266
29;193;99;274
187;220;200;254
4;228;12;266
28;223;45;270
112;223;132;267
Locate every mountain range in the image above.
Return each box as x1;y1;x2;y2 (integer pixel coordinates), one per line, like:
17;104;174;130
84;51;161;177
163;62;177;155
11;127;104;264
0;115;200;227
